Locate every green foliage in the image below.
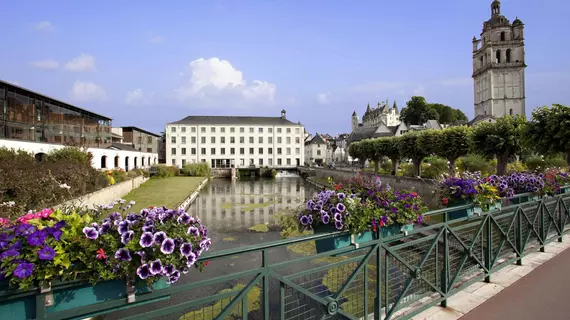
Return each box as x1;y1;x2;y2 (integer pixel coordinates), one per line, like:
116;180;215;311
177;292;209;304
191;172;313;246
400;96;439;125
151;164;180;178
439;126;471;174
525;155;545;171
375;137;401;174
546;155;568;169
506;161;527;174
457;154;495;175
470;115;526;175
421;156;448;179
260;166;277;178
397;132;429;177
249;223;269;233
417;129;442;155
47;147;92;165
525;104;570;162
182;163;211;177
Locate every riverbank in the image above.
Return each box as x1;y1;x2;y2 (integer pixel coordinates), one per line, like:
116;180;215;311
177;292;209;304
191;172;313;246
123;176;206;213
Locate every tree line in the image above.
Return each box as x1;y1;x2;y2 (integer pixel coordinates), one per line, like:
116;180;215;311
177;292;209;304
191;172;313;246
349;104;570;176
399;96;468;125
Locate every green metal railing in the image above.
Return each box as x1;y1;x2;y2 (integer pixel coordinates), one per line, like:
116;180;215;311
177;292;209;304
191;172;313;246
4;192;570;320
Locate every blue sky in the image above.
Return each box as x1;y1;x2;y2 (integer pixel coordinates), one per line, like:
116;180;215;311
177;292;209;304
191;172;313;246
1;0;569;135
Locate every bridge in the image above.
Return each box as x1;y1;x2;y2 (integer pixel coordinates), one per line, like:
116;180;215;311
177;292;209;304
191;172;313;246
1;193;569;319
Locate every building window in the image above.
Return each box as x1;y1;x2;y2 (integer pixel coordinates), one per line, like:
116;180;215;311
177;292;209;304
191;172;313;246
230;137;235;143
240;127;245;133
230;147;235;155
500;32;505;41
259;158;263;166
230;127;235;133
172;159;176;165
147;136;153;143
277;137;282;144
221;148;225;155
495;49;501;63
269;128;273;133
286;128;291;133
240;159;245;166
211;127;216;133
221;137;226;144
201;148;206;155
506;49;511;63
210;137;215;143
269;148;273;154
269;137;273;143
137;136;142;144
240;148;245;155
221;127;225;133
317;150;321;156
259;127;263;133
286;147;291;155
295;137;300;144
268;158;273;165
181;127;186;133
191;148;196;155
295;128;300;134
181;148;186;155
240;137;245;143
171;127;176;133
286;137;291;144
171;148;176;155
296;148;300;155
277;158;282;165
249;137;254;143
201;137;206;144
211;148;216;155
191;137;196;143
201;127;206;133
147;148;152;152
181;136;186;144
287;158;291;165
277;128;282;133
259;137;263;143
171;136;176;143
277;148;282;155
191;127;196;133
509;108;513;115
248;127;253;133
249;148;254;154
259;148;263;154
182;159;186;166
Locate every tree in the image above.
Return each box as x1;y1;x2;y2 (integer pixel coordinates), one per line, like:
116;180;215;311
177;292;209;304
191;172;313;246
470;115;526;175
359;139;381;172
428;104;456;124
525;104;570;164
375;137;402;175
348;143;365;167
400;96;439;125
438;126;471;174
397;132;429;177
454;109;468;122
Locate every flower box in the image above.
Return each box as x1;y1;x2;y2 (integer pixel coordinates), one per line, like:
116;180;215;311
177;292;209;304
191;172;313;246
447;200;475;220
510;194;540;204
0;278;170;320
488;200;502;212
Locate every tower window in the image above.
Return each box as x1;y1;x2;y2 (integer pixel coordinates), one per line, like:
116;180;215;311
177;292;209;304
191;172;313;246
495;50;501;63
500;32;505;41
509;108;513;115
506;49;511;63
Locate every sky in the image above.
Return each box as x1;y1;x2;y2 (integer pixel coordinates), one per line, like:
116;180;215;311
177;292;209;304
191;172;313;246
1;0;569;136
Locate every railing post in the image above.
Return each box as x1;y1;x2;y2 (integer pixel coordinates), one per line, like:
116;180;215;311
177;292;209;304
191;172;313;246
440;214;449;308
374;233;382;320
539;201;546;252
516;206;523;265
558;196;564;243
485;215;492;283
262;249;269;320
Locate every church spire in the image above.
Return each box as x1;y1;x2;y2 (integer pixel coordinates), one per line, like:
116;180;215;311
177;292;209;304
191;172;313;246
491;0;501;16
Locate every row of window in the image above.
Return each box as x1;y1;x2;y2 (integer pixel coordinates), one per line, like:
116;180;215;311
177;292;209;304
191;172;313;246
173;158;298;167
171;147;301;156
170;136;301;144
170;126;301;134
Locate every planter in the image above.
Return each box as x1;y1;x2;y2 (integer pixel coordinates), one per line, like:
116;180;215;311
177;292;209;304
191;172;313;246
446;199;475;220
380;223;414;238
510;194;540;205
488;200;502;212
0;278;170;320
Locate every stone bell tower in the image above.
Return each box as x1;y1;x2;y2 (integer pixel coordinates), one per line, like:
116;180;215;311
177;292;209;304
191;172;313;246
472;0;526;118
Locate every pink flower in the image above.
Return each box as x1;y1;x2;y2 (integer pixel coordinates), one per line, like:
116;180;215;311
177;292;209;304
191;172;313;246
39;209;53;218
0;218;10;226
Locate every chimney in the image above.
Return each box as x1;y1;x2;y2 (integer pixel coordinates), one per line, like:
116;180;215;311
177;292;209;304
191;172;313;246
281;109;286;119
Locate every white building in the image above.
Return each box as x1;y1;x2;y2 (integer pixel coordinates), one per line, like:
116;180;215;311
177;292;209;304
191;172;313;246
166;110;305;169
304;134;332;166
472;0;526;118
352;101;401;131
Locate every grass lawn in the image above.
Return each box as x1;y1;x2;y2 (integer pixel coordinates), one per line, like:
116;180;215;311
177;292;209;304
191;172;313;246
123;176;205;213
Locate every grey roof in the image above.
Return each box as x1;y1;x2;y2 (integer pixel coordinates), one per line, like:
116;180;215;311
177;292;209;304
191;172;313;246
426;120;442;130
168;115;301;126
307;134;328;145
121;126;161;137
468;114;496;126
108;143;138;152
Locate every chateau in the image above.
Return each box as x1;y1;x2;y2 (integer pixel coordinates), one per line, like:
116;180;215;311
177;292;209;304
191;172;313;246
472;0;526;120
351;101;400;131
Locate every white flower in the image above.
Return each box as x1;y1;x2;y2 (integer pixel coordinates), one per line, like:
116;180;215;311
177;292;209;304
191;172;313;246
0;201;16;207
129;200;136;205
59;183;71;189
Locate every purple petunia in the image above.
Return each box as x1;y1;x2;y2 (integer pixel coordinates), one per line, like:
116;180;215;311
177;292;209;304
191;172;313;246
186;252;197;267
300;215;310;226
137;264;151;279
135;251;146;263
14;262;34;279
180;243;193;256
391;207;398;214
117;221;130;235
100;221;112;234
153;231;167;244
199;238;211;252
27;230;47;246
336;203;346;213
160;238;175;254
334;220;344;230
177;213;191;225
334;212;343;222
82;227;99;240
114;248;132;261
121;230;135;244
149;259;163;275
168;270;181;284
38;246;56;260
337;193;346;200
163;264;176;276
139;232;154;247
0;247;19;259
187;227;199;237
321;214;330;224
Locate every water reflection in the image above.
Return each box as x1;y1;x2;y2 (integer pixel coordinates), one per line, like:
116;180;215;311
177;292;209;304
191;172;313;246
188;177;319;231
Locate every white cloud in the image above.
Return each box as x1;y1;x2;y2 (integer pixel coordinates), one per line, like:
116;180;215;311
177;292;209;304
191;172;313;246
30;60;59;70
35;21;54;32
174;57;276;107
69;81;107;102
64;54;97;72
148;35;164;44
125;88;151;105
317;92;330;105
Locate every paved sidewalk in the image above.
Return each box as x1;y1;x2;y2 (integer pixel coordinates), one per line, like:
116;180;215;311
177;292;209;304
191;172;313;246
461;244;570;320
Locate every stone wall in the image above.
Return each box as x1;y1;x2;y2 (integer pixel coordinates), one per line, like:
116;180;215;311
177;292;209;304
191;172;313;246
309;167;441;209
59;176;148;209
179;178;209;210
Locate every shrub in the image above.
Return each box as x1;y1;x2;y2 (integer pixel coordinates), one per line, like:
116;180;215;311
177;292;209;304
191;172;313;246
182;163;211;177
260;167;277;178
380;158;392;173
545;155;568;169
47;147;92;165
150;165;180;178
457;154;494;175
506;161;527;174
111;168;128;183
421;156;448;179
524;155;545;172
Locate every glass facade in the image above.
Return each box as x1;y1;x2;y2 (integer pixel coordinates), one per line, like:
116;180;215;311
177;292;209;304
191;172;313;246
0;82;112;147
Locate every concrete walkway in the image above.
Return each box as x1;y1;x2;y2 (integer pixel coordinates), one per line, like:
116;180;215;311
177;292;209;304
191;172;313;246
409;240;570;319
461;244;570;320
